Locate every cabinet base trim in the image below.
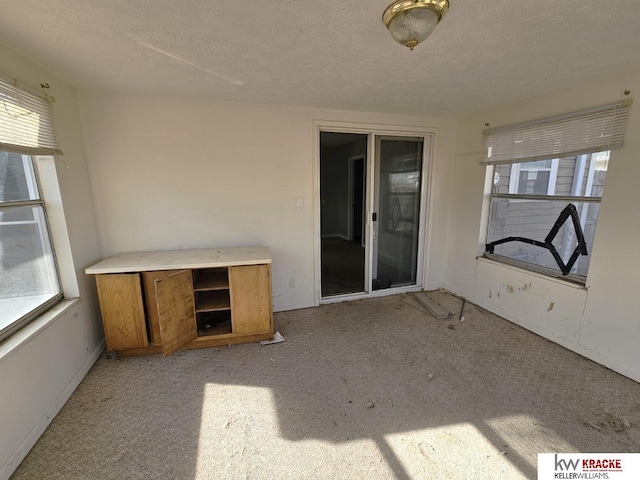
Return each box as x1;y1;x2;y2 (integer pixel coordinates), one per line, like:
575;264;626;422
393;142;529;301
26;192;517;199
113;331;274;357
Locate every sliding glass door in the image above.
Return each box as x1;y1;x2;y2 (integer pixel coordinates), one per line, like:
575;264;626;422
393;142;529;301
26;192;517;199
372;136;423;290
319;131;428;298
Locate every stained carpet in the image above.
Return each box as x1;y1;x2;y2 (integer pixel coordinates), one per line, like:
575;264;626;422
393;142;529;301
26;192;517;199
11;292;640;480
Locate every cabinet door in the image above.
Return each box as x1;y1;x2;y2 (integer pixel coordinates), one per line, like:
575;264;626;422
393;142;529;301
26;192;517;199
142;271;174;345
155;269;197;357
229;264;273;335
95;274;148;351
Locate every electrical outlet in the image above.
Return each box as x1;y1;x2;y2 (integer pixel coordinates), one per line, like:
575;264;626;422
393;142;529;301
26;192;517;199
289;277;295;289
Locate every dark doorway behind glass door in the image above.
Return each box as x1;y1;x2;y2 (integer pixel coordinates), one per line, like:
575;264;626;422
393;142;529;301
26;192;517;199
319;132;367;296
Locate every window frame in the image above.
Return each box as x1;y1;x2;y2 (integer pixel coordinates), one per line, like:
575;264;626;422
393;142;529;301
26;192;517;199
0;153;64;341
485;154;606;283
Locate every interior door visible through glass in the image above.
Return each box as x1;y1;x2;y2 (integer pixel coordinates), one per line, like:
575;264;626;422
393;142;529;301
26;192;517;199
372;136;423;290
319;132;368;297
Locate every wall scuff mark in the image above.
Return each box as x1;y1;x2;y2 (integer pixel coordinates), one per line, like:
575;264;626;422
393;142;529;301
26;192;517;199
519;283;532;292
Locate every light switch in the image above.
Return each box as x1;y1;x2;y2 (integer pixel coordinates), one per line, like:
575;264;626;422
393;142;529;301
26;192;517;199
296;197;304;209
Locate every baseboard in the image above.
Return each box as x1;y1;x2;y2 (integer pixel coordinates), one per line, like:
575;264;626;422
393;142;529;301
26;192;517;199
469;296;640;384
572;343;640;383
320;234;350;241
0;339;105;480
273;299;315;313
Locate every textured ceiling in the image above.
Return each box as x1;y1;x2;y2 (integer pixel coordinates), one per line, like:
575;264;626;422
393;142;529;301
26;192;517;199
1;0;639;116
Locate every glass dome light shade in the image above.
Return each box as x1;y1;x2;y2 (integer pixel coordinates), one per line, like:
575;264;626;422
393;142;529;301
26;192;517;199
383;0;449;50
387;8;438;49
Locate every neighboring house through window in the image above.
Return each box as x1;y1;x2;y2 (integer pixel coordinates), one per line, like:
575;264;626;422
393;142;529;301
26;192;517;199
508;158;558;195
482;100;631;282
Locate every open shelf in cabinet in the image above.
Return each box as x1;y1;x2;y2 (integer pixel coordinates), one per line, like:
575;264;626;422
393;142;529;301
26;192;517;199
194;290;230;312
193;268;231;327
197;311;232;336
193;268;229;291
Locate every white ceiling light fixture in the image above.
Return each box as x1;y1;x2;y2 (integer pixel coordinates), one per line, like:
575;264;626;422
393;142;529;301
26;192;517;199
383;0;449;51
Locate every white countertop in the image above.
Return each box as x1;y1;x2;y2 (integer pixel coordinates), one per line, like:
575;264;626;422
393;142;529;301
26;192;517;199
85;246;271;274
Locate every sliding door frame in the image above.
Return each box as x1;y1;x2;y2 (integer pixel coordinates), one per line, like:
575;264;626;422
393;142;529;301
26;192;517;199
313;120;436;306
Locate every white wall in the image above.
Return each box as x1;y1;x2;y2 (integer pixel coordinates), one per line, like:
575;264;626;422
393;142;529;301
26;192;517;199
0;43;103;478
446;70;640;382
76;92;458;310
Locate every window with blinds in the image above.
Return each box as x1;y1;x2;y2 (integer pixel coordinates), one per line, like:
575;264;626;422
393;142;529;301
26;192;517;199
482;100;632;282
0;74;63;341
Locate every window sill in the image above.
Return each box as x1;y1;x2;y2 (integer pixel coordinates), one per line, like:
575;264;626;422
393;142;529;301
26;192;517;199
0;298;80;363
478;255;588;290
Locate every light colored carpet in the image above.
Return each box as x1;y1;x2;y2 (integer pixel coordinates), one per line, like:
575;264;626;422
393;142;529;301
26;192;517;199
11;291;640;479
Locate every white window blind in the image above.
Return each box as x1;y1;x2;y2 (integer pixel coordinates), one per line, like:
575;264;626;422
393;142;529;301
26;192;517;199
0;74;63;156
482;99;632;165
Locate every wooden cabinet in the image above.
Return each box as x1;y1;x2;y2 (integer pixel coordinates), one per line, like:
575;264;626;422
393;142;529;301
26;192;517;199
230;265;272;335
86;247;273;357
94;274;148;351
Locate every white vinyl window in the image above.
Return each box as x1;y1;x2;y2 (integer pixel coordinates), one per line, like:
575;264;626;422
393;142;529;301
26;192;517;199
482;100;631;282
0;74;63;341
507;159;558;195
